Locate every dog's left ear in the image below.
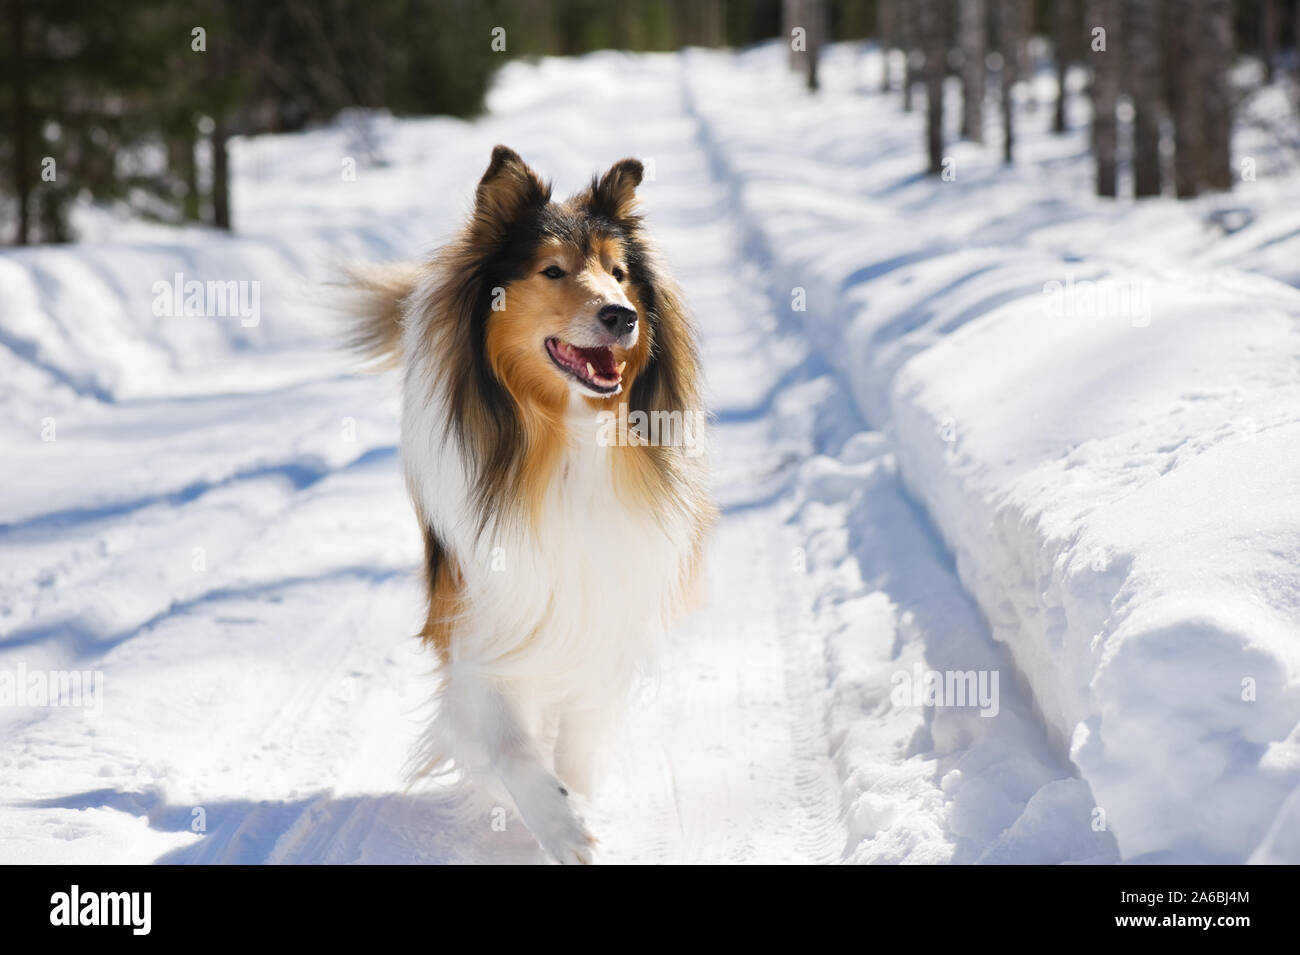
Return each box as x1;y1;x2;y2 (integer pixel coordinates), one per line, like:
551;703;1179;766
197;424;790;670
589;158;644;222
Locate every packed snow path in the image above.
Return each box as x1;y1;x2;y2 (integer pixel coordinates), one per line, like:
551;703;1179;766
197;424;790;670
0;51;1122;863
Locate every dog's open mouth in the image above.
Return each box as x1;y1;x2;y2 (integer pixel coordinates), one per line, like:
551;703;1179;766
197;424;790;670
545;337;624;395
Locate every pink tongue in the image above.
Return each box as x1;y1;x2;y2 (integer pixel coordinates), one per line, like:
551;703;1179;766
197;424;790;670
570;344;616;377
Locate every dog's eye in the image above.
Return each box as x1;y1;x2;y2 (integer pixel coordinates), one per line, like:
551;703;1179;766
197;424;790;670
612;266;626;282
541;265;566;279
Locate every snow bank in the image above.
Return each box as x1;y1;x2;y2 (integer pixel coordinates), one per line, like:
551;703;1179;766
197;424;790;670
685;44;1300;862
891;277;1300;863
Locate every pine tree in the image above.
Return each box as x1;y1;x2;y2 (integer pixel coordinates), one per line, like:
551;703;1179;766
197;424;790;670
0;0;190;242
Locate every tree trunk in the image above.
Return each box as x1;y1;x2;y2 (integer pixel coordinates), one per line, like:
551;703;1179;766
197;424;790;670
960;0;986;142
1295;0;1300;82
1201;0;1233;191
922;0;946;174
806;0;825;92
1088;0;1120;195
1017;0;1035;113
902;0;917;112
1170;0;1202;197
704;0;725;47
999;0;1023;164
1053;0;1073;133
877;0;894;92
1127;0;1162;197
1260;0;1277;84
171;130;201;222
211;116;231;230
784;0;826;92
38;186;71;243
10;0;30;245
783;0;798;72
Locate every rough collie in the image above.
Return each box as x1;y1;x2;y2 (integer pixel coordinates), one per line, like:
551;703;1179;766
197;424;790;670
344;146;714;863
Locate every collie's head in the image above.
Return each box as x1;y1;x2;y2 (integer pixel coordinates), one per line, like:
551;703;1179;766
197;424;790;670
418;145;704;532
482;153;643;403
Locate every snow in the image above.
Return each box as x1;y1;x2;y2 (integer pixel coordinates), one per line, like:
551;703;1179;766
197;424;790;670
686;44;1300;863
1;41;1297;864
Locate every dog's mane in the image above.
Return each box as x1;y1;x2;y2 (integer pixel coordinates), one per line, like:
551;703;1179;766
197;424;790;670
411;157;705;541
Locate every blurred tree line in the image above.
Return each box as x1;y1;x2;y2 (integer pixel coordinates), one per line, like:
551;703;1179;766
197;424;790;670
2;1;1296;245
2;0;877;244
865;0;1300;196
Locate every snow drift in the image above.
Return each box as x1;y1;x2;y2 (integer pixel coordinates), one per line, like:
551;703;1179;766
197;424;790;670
685;44;1300;862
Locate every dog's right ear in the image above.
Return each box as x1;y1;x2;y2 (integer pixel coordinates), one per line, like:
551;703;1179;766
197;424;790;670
473;145;549;234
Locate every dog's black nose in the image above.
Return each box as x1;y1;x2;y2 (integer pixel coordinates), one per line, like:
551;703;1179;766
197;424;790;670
598;304;637;334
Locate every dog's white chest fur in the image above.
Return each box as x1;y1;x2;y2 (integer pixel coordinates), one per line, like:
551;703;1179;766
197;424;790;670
404;381;688;704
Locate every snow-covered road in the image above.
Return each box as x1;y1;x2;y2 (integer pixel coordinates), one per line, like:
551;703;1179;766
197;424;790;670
5;44;1296;864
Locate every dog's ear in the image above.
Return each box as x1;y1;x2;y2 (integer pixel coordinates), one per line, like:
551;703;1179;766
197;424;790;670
474;145;548;232
589;158;644;222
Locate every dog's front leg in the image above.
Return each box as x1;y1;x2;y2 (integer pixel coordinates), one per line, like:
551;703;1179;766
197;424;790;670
442;670;597;864
553;707;608;798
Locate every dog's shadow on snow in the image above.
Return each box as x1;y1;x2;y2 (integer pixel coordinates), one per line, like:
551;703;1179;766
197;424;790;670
15;784;546;864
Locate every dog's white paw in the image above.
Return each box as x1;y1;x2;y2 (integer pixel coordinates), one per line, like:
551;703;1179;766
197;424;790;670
516;774;599;864
540;812;597;866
